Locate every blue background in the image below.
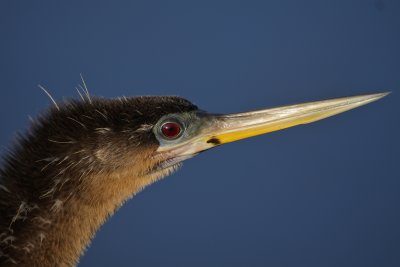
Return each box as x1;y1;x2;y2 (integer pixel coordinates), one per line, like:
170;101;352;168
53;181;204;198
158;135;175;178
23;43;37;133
0;1;399;266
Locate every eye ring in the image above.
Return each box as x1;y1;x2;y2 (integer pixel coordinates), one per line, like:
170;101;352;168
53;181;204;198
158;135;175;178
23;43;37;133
160;121;183;139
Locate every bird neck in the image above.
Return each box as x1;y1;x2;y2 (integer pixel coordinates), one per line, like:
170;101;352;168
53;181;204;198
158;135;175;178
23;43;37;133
0;98;179;266
0;160;160;266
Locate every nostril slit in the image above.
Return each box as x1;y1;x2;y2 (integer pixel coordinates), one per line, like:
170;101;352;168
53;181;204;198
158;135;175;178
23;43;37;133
207;137;221;145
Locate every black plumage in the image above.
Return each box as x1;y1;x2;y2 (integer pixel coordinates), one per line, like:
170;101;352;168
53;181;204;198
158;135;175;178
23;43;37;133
0;90;386;266
0;96;197;266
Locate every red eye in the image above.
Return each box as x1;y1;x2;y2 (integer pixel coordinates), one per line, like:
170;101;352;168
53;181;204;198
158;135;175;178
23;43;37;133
161;122;182;139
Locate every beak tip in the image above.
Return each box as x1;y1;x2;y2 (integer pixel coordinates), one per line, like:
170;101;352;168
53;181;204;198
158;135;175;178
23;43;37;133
371;91;391;100
355;91;390;106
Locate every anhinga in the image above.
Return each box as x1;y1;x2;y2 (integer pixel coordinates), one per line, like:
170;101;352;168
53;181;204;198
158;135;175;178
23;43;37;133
0;91;388;266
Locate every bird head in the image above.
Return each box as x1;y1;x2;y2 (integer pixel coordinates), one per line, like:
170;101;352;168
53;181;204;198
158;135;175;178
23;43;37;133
20;92;387;201
0;92;388;267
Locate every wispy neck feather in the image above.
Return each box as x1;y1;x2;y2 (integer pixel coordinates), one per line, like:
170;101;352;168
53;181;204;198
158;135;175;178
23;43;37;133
0;96;194;266
0;164;165;266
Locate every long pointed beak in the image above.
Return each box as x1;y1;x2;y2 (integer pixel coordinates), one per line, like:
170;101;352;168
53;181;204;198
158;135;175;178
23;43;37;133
156;92;389;163
204;92;389;145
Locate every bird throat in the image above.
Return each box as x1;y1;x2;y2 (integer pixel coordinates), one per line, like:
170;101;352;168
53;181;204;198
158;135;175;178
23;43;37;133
0;158;171;266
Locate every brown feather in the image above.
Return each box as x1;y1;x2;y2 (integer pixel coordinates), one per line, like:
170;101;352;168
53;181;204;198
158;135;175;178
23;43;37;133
0;96;197;266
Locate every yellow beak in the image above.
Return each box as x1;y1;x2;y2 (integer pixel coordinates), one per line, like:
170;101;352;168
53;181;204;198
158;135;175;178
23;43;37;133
156;92;389;162
204;92;389;145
